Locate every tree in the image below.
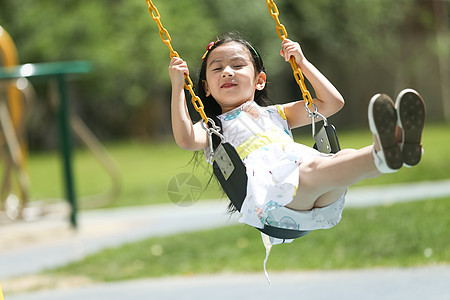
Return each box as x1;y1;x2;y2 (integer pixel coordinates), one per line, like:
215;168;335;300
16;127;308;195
0;0;447;145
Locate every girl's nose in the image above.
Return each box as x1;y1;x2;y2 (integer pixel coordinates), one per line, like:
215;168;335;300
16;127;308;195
222;66;234;77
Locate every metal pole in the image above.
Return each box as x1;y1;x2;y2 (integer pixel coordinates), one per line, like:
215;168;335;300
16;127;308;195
55;75;77;228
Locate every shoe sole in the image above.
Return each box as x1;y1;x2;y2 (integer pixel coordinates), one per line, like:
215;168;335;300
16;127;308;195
368;94;403;170
396;89;425;166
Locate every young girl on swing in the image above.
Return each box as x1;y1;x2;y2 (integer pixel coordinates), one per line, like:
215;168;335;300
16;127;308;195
169;33;425;237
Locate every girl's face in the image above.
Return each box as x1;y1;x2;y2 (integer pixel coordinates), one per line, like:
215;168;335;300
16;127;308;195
203;42;266;113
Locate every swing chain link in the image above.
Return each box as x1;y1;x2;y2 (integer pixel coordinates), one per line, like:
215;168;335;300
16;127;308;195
145;0;209;125
265;0;314;108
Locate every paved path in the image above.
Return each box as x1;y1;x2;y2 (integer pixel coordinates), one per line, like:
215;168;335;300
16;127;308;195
0;201;240;278
344;179;450;207
1;180;449;298
6;266;450;300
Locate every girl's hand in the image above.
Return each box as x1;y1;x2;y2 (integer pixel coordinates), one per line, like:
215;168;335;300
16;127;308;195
280;39;306;66
169;57;189;89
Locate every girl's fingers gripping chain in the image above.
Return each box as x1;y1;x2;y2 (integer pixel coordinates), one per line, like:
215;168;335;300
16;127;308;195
170;57;189;74
280;39;305;64
169;57;189;87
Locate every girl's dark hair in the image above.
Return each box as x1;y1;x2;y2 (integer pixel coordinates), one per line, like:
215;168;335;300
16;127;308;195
195;32;272;213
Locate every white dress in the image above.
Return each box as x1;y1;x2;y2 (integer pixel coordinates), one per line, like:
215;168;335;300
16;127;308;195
205;100;345;234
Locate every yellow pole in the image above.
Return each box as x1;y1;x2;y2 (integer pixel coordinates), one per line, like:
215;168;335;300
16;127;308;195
0;25;27;166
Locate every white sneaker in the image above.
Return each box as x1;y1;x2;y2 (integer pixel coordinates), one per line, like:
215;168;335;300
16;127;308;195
368;94;403;173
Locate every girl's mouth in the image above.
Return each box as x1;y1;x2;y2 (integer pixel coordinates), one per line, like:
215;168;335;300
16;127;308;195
221;82;237;88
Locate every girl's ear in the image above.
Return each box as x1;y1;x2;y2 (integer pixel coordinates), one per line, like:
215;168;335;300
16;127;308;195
202;80;211;96
255;72;267;91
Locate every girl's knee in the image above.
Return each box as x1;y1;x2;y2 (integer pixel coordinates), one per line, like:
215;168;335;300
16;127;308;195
298;160;325;190
333;148;357;158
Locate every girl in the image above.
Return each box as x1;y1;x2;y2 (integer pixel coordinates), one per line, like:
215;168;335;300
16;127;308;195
169;33;425;239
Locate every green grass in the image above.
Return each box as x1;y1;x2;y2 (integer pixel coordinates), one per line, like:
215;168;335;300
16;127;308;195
23;122;450;209
26;141;221;208
45;197;450;281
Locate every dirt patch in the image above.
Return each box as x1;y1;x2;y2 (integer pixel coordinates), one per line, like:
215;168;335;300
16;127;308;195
2;274;94;295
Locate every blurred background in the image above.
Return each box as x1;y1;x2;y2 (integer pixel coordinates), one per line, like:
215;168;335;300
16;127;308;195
0;0;449;296
1;0;449;225
1;0;448;147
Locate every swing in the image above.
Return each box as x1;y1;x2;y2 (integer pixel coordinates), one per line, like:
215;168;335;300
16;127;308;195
146;0;340;240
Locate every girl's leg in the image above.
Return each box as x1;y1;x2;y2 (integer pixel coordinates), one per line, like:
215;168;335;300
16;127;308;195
287;90;425;211
287;94;395;211
286;146;381;211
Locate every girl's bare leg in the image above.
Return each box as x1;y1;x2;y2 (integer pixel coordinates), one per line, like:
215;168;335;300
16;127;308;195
287;90;425;211
286;145;381;211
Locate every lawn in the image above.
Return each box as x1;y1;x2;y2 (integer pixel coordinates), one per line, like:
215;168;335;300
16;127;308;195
24;122;450;209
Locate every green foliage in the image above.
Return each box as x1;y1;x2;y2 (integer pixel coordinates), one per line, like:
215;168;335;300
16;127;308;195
1;0;219;140
295;0;409;56
1;0;447;141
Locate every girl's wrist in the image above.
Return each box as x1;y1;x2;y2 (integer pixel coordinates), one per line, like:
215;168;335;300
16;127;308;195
296;57;308;69
171;81;185;92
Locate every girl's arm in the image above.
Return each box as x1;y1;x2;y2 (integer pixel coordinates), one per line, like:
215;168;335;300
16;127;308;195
280;39;345;129
169;57;208;151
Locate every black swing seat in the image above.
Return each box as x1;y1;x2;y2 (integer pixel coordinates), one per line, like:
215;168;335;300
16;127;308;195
212;124;341;240
213;142;311;240
313;124;340;154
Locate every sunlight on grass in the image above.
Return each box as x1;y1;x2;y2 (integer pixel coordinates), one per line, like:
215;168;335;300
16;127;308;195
23;123;450;208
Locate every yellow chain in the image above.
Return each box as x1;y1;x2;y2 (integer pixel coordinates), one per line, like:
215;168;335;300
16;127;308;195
266;0;314;107
145;0;208;123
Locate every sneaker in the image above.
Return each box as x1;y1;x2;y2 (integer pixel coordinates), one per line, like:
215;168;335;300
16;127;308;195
395;89;425;167
368;94;403;173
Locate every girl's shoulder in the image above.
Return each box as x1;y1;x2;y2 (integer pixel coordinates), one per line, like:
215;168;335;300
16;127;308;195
262;103;288;121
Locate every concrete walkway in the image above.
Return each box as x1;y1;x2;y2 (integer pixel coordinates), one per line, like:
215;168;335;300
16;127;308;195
0;201;240;278
6;266;450;300
1;180;449;299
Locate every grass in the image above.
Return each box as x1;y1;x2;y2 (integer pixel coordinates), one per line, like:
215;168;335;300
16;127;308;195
23;122;450;209
45;196;450;281
26;140;221;208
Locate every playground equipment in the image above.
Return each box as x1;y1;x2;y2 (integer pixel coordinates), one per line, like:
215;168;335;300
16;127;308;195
0;25;31;220
0;25;121;227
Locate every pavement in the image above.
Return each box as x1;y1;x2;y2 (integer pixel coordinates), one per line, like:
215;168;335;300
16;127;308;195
1;179;450;299
5;266;450;300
